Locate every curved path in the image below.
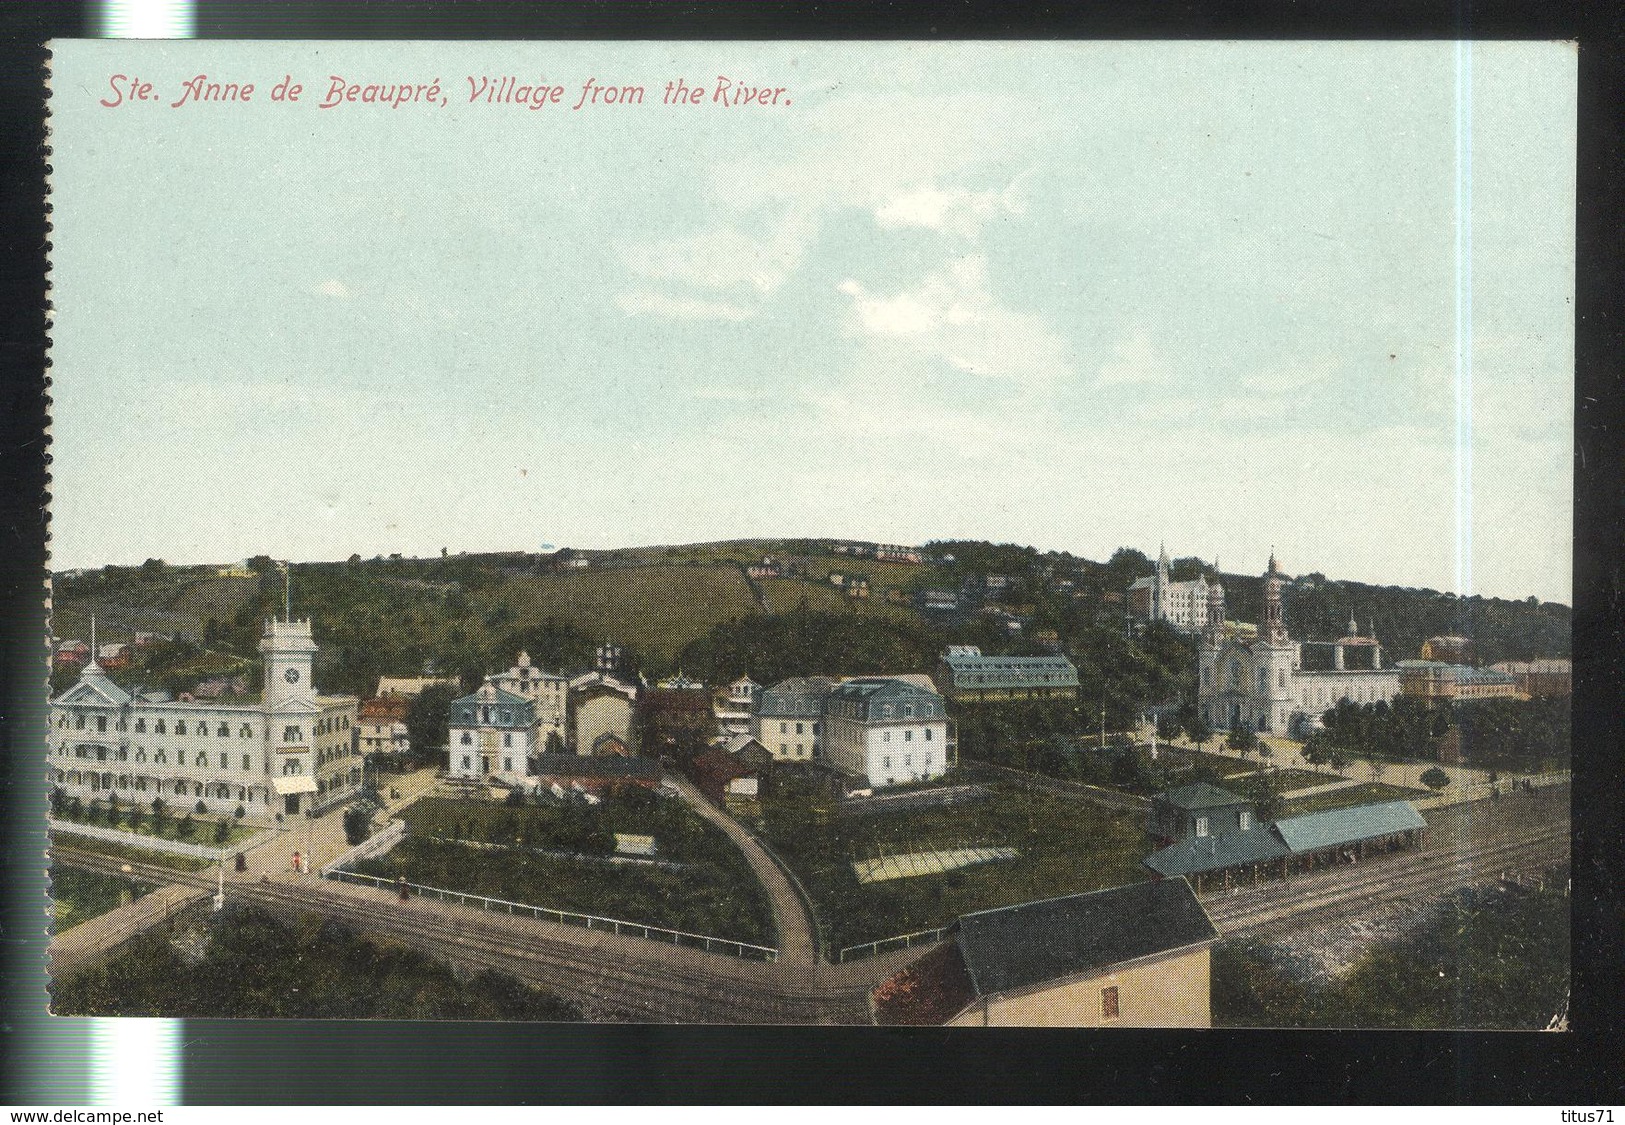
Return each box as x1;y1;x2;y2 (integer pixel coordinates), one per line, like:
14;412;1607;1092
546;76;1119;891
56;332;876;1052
662;771;818;969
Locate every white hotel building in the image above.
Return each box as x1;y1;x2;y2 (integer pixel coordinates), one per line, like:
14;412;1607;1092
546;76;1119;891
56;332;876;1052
49;618;360;821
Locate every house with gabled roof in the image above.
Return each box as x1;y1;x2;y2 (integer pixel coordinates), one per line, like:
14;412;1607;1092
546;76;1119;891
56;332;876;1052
872;879;1219;1027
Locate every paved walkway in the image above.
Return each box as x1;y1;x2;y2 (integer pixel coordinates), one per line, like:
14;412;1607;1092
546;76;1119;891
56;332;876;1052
48;882;208;977
663;771;818;968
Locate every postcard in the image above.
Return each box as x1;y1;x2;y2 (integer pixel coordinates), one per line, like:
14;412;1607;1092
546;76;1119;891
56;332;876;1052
43;39;1573;1029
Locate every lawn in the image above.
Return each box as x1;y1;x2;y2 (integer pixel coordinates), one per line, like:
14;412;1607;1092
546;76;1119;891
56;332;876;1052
352;794;773;945
1264;768;1348;791
1279;781;1432;817
50;831;214;872
488;565;760;664
760;781;1148;954
1168;749;1256;778
50;866;158;932
51;902;584;1020
51;798;259;847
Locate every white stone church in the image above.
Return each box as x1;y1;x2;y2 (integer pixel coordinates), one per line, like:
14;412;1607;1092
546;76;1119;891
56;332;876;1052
1197;554;1400;737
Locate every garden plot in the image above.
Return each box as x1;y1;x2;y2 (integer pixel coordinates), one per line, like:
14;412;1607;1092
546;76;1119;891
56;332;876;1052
852;845;1019;884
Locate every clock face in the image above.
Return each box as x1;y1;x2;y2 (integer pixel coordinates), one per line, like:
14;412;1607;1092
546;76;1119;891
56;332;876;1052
284;667;301;684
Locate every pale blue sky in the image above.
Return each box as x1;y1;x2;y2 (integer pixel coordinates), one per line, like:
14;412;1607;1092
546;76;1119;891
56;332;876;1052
48;41;1574;603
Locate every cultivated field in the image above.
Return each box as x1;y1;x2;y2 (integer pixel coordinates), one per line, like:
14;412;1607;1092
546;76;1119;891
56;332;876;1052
760;780;1147;952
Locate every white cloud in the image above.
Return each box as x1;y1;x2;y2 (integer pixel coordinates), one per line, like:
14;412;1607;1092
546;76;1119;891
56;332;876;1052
837;255;1072;385
313;279;351;300
1095;329;1171;388
874;179;1027;239
619;213;812;295
615;290;753;322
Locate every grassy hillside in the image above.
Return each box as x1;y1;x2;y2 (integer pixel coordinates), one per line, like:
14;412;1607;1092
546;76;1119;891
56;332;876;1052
480;566;761;666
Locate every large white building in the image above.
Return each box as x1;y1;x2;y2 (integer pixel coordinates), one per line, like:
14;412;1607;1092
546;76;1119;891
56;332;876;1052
1128;543;1221;633
823;677;951;788
448;681;536;782
49;618;360;821
489;651;568;748
1197;554;1399;736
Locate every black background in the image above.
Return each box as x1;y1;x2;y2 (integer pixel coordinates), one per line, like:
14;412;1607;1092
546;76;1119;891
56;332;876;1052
2;0;1621;1106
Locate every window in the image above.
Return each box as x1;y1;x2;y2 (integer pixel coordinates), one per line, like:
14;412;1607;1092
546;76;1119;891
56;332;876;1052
1101;986;1120;1020
904;729;913;742
241;724;252;738
284;725;301;743
195;752;206;767
155;749;166;764
882;756;891;769
795;722;804;735
904;704;915;718
924;728;933;741
904;755;912;767
220;753;228;769
96;715;107;732
155;719;166;734
460;732;472;745
135;718;146;733
176;721;187;735
882;731;891;743
504;757;512;772
503;733;512;748
135;748;146;763
1239;811;1252;831
780;722;788;734
461;755;471;769
116;748;127;761
218;722;229;736
1195;816;1209;838
243;755;251;771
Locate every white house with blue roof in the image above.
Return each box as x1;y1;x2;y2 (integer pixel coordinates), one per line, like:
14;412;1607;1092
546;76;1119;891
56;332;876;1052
448;680;537;782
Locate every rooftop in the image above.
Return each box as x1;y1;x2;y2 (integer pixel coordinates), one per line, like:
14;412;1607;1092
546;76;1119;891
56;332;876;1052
1158;782;1247;811
531;754;660;781
1272;800;1426;854
955;879;1219;998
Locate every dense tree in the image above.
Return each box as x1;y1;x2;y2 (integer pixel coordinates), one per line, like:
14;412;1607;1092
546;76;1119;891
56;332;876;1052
405;683;460;766
342;806;372;845
1420;767;1451;791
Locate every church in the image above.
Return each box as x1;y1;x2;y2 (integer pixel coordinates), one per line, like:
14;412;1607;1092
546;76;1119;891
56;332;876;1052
1128;543;1219;633
49;616;360;822
1197;553;1400;737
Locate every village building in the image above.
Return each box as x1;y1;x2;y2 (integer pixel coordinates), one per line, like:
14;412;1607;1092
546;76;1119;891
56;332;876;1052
54;639;90;669
1128;543;1219;633
1143;783;1426;894
713;675;761;741
49;617;360;821
1421;635;1475;663
933;645;1080;704
569;672;637;756
357;695;411;761
823;677;951;788
1197;554;1400;735
1489;657;1572;697
531;753;661;797
1397;660;1520;704
639;686;715;755
375;674;460;699
687;735;770;813
447;681;536;782
752;676;838;761
872;880;1219;1027
489;651;568;745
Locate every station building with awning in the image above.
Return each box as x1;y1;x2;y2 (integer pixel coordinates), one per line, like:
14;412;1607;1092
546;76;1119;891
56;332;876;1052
1144;794;1426;894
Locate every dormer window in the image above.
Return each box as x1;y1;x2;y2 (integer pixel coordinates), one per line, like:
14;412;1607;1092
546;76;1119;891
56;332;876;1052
1239;811;1252;832
1195;816;1209;838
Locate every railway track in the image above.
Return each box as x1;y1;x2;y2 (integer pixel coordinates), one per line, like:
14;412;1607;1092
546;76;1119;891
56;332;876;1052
53;800;1568;1023
1207;824;1568;938
50;846;872;1023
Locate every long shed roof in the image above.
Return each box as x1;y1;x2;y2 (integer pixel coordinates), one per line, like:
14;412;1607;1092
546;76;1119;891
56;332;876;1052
1272;801;1426;854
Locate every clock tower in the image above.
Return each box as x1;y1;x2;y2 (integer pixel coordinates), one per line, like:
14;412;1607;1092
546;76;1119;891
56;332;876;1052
261;617;318;708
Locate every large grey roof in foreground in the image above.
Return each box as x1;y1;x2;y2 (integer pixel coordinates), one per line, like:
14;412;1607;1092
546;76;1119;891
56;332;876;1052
955;879;1218;997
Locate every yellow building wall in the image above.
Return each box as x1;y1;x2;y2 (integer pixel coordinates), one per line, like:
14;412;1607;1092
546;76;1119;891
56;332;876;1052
949;947;1211;1028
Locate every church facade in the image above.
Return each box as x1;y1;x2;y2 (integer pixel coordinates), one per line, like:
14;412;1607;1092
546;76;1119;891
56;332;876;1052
1197;554;1399;736
49;617;360;822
